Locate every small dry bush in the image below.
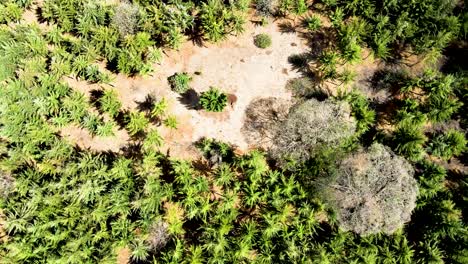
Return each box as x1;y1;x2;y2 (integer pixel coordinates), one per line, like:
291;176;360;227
0;172;15;199
147;220;170;251
255;0;277;17
271;99;356;163
113;1;140;38
324;143;418;235
242;97;292;148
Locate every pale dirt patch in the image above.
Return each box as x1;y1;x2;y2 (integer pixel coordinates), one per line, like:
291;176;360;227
21;0;49;31
63;77;103;98
210;184;223;201
62;20;309;158
429;156;468;175
60;124;129;153
116;246;131;264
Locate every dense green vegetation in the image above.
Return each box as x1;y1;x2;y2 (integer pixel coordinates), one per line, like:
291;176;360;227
168;72;192;94
0;0;467;263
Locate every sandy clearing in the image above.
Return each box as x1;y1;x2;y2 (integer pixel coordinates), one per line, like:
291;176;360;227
60;124;130;153
63;20;309;158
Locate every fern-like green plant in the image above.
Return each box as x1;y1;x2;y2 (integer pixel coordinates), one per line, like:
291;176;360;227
294;0;307;15
337;90;375;135
304;15;322;31
0;3;23;24
199;87;228;112
151;97;168;118
99;89;122;118
81;113;101;134
142;129;164;151
96;121;116;137
126;111;149;135
394;117;428;161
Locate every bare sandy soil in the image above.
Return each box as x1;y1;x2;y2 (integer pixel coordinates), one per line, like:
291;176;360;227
60;124;130;153
62;20;309;158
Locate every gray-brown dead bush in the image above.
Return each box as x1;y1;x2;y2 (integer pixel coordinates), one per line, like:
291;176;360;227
271;98;356;163
112;1;140;38
323;143;418;235
242;97;291;149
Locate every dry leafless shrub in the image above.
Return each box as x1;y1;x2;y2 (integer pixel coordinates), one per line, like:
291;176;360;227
242;97;292;149
271;98;356;163
147;220;170;251
113;1;140;38
324;143;418;235
255;0;276;17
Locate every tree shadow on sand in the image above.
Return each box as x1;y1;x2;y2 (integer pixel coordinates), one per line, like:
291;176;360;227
178;89;200;110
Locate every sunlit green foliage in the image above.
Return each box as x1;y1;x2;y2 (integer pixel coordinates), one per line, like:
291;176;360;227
199;87;228;112
200;0;246;42
163;115;178;130
394;116;428;162
96;121;116;137
126;111;149;136
142;129;164;152
40;0;247;75
0;2;23;24
337;90;376;135
415;161;447;203
151;97;168;118
322;0;462;59
99;89;121;118
117;32;155;75
303;15;322;31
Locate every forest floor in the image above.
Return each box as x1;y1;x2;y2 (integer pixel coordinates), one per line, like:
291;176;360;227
61;19;310;159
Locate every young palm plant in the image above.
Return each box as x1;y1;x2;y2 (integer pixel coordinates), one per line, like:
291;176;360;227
427;130;467;160
126;111;149;136
199;87;228;112
99;89;121;118
151;97;168;118
163;115;178;130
